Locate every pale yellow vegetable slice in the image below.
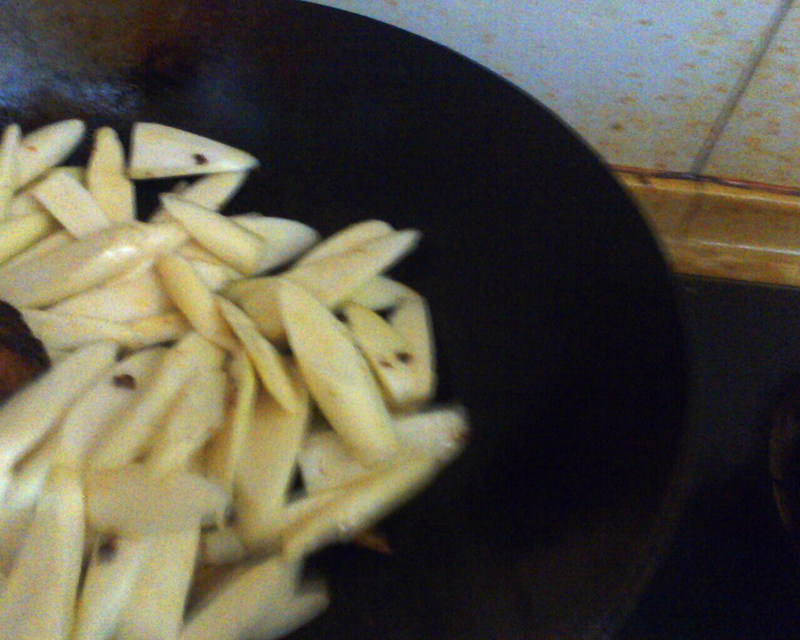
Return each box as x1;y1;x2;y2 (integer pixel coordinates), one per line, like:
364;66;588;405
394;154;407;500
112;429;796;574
235;382;311;548
53;346;168;468
344;275;418;310
179;557;328;640
160;194;269;275
88;332;225;470
298;406;469;494
0;211;60;267
293;219;393;266
0;229;73;272
84;465;229;536
203;349;257;493
342;301;418;408
282;453;441;561
31;169;111;237
48;266;174;322
0;221;187;307
186;256;242;291
389;295;437;406
222;229;421;340
86;126;136;223
230;213;320;271
279;281;398;466
126;311;191;346
72;535;151;640
19;308;142;354
128;122;258;179
156;253;237;350
7;189;48;218
15;119;86;188
0;467;84;640
116;528;200;640
176;171;249;210
217;297;298;411
0;123;20;219
144;368;228;475
0;341;117;502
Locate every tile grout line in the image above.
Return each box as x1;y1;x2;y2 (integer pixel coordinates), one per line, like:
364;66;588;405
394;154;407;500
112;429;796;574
689;0;796;176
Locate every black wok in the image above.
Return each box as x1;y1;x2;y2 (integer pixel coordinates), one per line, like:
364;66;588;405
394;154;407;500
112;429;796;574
0;1;692;637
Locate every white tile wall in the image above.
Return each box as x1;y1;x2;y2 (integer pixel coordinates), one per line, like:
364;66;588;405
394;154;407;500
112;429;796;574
706;3;800;187
307;0;782;174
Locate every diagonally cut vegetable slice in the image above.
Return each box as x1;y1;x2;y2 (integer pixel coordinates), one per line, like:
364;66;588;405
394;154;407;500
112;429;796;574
344;275;418;310
156;253;237;350
116;528;200;640
72;534;151;640
342;301;419;408
297;430;369;495
179;556;329;640
389;294;437;407
86;126;136;223
230;214;320;272
125;311;191;346
84;465;229;536
175;171;249;211
200;526;247;566
235;381;311;548
88;332;225;470
0;211;60;267
128;122;258;179
0;341;117;502
31;167;111;237
0;221;188;307
282;452;442;562
0;123;20;220
222;229;421;341
47;265;174;322
144;368;228;475
294;219;393;266
217;297;298;412
0;466;84;640
53;346;168;468
19;308;143;354
160;194;269;275
14;119;86;189
279;281;398;466
204;349;257;493
0;229;73;272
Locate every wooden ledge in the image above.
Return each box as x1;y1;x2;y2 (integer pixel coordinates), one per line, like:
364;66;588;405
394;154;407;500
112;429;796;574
615;170;800;287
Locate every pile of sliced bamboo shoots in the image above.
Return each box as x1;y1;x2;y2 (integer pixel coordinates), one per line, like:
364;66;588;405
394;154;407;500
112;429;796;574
0;121;468;640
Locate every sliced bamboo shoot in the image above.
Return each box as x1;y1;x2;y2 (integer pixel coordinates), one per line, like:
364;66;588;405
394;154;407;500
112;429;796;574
126;311;191;346
31;169;111;237
389;295;437;407
344;275;418;310
217;297;298;411
200;527;247;566
235;382;311;548
179;557;328;640
116;528;200;640
128;123;258;179
0;221;187;308
145;368;228;475
0;341;117;502
156;253;237;350
342;301;418;408
279;281;398;466
0;467;84;640
220;276;284;342
204;349;257;493
71;535;151;640
19;308;142;354
15;119;86;188
294;219;393;266
161;194;269;275
84;465;229;536
88;332;225;469
86;126;136;223
0;211;60;267
176;171;248;210
0;229;73;272
0;123;20;219
230;213;320;271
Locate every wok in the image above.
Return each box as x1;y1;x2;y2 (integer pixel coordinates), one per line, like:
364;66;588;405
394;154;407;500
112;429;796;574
0;1;692;637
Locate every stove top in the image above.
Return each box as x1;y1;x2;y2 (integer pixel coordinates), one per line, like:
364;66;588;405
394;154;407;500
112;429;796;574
619;276;800;638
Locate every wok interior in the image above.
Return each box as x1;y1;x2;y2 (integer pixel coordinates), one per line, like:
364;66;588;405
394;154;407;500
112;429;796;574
0;1;690;637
